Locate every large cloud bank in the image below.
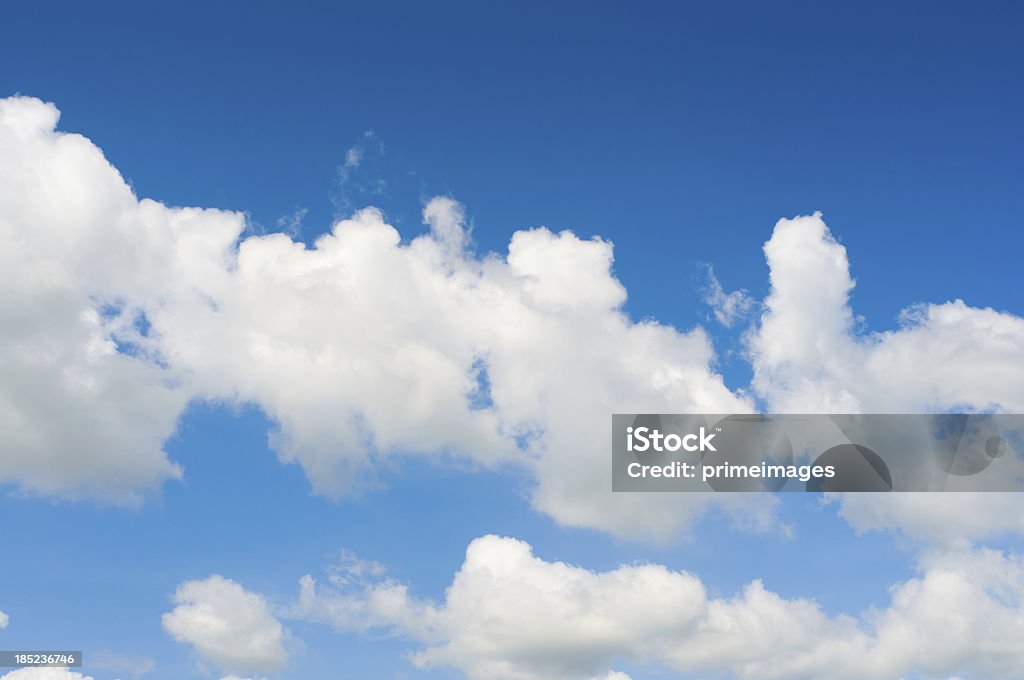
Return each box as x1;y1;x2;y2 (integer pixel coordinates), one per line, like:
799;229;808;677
0;95;759;539
2;95;1023;544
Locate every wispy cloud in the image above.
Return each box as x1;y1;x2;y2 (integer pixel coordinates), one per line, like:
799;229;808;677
275;207;308;237
701;264;756;327
336;130;387;213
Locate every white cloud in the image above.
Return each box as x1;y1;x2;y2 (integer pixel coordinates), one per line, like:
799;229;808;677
0;95;237;505
4;95;1024;544
702;265;755;327
344;146;362;168
829;492;1024;546
337;142;363;188
274;207;308;238
0;672;92;680
748;211;1024;414
423;195;469;254
292;534;1024;680
0;98;470;504
336;130;385;204
0;95;765;540
162;575;290;675
0;608;7;628
747;213;1024;542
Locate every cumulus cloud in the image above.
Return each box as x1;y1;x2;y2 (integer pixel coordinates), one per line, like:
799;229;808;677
747;213;1024;541
0;95;764;540
0;95;208;504
162;575;290;675
0;609;7;628
749;212;1024;414
164;194;761;541
291;534;1024;680
4;95;1024;543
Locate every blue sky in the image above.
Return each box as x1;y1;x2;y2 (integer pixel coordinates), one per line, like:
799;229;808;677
6;1;1022;326
1;3;1024;680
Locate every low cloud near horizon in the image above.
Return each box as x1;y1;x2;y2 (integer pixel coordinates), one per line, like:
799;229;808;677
282;534;1024;680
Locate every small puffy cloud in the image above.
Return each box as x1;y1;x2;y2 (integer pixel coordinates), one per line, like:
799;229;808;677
292;535;1024;680
0;609;7;628
162;575;290;675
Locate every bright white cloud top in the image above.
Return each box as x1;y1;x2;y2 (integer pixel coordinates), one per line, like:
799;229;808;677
162;575;289;675
750;212;1024;413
